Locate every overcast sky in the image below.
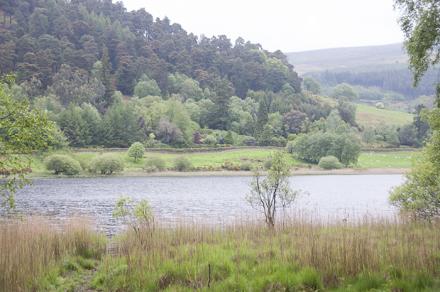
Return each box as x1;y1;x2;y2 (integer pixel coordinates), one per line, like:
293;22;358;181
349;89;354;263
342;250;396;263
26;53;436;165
122;0;404;53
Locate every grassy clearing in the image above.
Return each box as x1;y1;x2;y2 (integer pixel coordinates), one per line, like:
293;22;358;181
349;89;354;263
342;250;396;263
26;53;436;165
356;104;413;127
358;151;419;169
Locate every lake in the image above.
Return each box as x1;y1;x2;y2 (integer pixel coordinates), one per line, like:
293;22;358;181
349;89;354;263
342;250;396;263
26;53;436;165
10;174;404;234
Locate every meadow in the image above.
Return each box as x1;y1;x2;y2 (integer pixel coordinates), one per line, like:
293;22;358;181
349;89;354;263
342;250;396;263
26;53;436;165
28;148;418;177
356;104;413;127
1;217;439;291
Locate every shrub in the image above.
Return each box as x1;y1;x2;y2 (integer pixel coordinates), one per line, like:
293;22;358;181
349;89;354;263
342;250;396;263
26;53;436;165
203;135;217;145
292;132;361;165
173;157;192;171
263;159;272;170
90;154;124;175
127;142;145;162
143;157;166;173
239;162;253;171
45;154;82;175
286;140;295;153
318;156;343;170
222;161;240;171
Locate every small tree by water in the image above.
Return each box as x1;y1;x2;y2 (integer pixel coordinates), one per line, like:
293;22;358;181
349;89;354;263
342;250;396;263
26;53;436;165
113;196;154;245
128;142;145;162
246;151;298;228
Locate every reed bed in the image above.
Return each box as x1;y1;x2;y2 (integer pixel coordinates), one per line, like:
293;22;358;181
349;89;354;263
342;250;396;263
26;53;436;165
0;217;105;291
0;216;439;291
94;216;440;291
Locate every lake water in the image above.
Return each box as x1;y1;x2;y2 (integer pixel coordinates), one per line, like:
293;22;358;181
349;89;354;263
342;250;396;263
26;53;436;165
9;175;404;234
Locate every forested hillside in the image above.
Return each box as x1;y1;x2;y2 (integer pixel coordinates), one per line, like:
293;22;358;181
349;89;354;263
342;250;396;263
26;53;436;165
0;0;335;148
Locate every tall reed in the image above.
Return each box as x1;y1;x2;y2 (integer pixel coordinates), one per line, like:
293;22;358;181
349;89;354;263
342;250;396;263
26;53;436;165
98;215;440;290
0;217;105;291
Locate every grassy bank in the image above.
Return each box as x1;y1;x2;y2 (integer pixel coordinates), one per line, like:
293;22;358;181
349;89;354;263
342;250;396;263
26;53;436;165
28;148;419;177
1;218;439;291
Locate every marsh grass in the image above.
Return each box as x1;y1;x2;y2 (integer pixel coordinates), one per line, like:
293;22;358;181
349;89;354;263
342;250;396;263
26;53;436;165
1;216;438;291
0;217;105;291
94;216;440;291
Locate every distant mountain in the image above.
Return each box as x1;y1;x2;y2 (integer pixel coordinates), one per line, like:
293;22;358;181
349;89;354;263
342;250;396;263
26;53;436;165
287;44;437;99
287;43;407;74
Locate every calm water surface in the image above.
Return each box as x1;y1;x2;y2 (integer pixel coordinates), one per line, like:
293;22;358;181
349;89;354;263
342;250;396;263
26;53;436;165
11;175;404;233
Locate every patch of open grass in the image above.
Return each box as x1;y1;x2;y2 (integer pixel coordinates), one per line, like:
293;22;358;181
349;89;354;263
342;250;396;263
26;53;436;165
356;103;413;127
358;151;419;168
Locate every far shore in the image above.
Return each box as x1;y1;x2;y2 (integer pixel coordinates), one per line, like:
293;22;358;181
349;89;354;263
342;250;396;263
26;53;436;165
28;167;408;179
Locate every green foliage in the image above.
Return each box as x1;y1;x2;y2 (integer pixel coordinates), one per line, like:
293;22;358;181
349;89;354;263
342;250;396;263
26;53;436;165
173;157;192;172
337;100;357;127
45;154;82;175
90;154;124;175
390;110;440;220
332;83;358;101
318;156;343;170
246;151;297;227
101;102;142;147
127;142;145;162
395;0;440;89
143;157;166;173
292;132;361;165
134;76;161;97
303;77;321;94
398;124;419;146
0;79;55;208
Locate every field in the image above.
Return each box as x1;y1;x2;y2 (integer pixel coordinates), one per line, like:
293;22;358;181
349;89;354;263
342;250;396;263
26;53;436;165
357;151;418;169
27;148;419;177
356;104;413;127
1;218;439;291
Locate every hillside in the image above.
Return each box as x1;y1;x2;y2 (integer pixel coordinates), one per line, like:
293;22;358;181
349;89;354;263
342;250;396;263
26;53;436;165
287;43;407;74
288;44;437;98
0;0;333;149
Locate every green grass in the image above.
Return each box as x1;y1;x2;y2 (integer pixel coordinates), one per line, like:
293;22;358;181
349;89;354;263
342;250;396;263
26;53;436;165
4;217;438;291
30;148;300;176
29;148;419;177
358;151;419;169
356;103;413;127
89;220;440;291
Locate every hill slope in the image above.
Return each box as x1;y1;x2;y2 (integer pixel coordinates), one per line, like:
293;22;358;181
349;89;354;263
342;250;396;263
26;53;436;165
287;43;407;74
288;44;437;98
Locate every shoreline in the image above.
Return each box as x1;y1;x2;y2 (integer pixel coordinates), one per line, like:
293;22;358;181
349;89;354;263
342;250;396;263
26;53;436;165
28;167;408;179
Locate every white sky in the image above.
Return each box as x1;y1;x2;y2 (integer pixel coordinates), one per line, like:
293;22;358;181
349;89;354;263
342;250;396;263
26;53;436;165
122;0;404;53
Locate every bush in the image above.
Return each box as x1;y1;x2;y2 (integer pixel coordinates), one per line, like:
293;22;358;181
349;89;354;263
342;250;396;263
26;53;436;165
127;142;145;162
239;161;253;171
292;131;361;165
318;156;343;170
203;135;217;145
90;154;124;175
173;157;192;171
286;140;295;153
222;161;240;171
45;154;82;175
143;157;166;173
263;159;272;170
